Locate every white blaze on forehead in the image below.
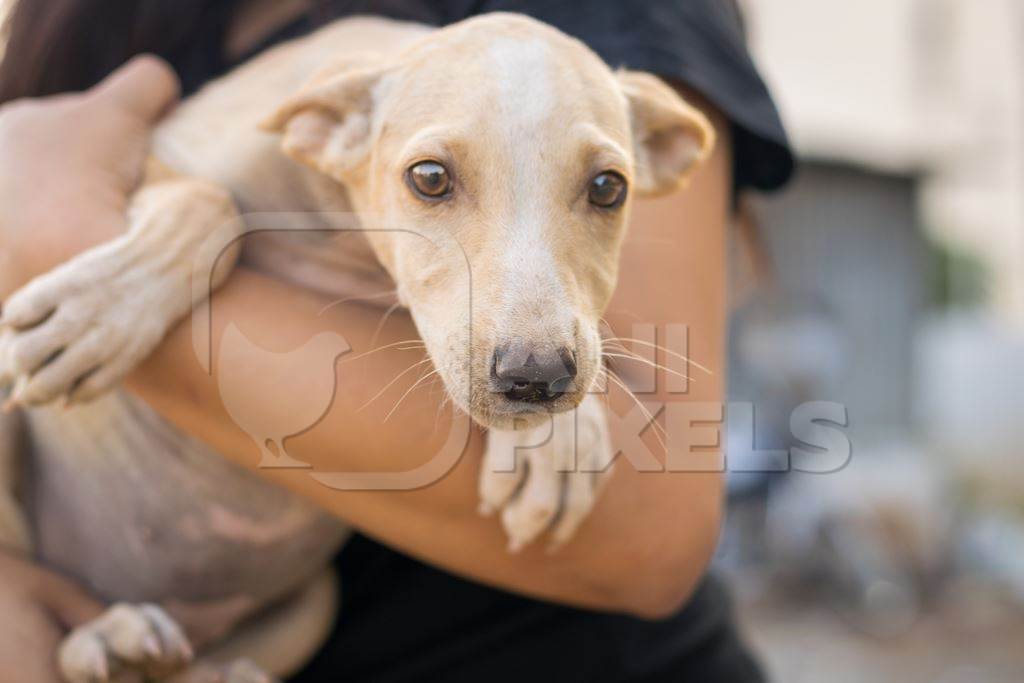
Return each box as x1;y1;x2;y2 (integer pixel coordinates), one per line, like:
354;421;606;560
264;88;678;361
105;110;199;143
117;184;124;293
486;37;571;339
488;37;555;128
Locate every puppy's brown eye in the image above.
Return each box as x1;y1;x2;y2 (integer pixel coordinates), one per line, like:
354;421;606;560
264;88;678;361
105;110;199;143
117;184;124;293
407;161;452;199
588;172;628;209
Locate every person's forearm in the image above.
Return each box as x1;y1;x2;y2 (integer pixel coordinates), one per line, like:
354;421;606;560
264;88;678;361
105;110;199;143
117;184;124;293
126;265;723;617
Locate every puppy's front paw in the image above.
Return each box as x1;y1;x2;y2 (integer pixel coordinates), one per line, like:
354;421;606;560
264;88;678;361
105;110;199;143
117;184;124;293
59;602;194;683
479;394;614;552
1;178;239;411
0;237;189;409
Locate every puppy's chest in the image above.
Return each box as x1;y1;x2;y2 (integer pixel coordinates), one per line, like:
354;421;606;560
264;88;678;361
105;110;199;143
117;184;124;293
242;226;396;305
24;393;347;605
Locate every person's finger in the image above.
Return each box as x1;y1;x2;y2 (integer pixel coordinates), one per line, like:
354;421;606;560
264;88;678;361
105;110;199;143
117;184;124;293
89;54;180;123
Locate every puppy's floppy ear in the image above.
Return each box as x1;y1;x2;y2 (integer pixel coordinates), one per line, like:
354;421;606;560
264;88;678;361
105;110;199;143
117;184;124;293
618;70;716;196
262;55;392;180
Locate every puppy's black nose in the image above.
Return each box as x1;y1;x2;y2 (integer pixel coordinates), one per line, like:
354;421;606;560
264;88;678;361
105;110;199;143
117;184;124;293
492;343;577;403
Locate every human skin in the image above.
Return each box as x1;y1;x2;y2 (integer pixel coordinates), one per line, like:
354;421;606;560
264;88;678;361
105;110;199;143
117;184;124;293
0;548;103;683
0;57;177;683
0;56;730;619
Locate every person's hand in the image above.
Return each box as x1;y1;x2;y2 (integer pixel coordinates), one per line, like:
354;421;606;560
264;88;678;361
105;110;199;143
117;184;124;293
0;547;103;682
0;55;179;299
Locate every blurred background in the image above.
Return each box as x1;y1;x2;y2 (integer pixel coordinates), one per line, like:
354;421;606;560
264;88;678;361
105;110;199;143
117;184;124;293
723;1;1024;681
2;0;1021;680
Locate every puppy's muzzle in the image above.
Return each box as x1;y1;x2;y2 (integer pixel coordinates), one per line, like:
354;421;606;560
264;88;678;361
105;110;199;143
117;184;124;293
491;341;577;404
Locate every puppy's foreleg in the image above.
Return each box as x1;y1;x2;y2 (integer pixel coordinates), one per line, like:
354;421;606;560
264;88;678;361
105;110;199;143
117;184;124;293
0;161;242;408
479;393;614;552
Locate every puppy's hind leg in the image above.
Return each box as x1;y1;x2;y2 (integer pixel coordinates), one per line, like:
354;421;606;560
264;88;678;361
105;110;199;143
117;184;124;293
59;570;339;683
59;602;194;683
178;568;340;682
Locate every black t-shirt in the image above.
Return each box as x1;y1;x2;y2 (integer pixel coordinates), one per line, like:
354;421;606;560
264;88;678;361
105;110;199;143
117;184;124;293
178;2;789;680
293;536;763;682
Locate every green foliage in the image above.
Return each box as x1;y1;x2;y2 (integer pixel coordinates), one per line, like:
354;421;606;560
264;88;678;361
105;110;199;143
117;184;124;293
925;239;990;310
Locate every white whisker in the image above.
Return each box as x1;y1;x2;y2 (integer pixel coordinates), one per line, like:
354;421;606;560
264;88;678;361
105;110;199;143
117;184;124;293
602;337;712;375
316;289;398;317
338;339;426;365
357;356;432;413
383;369;440;422
368;300;404;350
601;352;693;383
603;368;668;450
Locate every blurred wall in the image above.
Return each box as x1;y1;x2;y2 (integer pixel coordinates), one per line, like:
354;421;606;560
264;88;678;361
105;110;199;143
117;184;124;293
747;164;927;438
742;0;1024;327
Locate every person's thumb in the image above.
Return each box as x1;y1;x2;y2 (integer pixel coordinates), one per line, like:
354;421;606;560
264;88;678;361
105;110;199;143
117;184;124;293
90;54;180;123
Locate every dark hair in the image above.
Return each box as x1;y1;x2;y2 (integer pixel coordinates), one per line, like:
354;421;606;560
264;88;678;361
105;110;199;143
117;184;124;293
0;0;236;103
0;0;410;104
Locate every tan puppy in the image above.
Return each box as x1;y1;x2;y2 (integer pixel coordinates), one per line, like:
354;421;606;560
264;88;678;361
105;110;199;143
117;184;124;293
0;13;713;682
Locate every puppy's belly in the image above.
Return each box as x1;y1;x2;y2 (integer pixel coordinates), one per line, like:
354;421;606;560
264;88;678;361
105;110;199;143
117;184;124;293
25;392;348;628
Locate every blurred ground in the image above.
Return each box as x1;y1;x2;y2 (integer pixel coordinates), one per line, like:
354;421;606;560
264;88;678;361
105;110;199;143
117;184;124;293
737;590;1024;683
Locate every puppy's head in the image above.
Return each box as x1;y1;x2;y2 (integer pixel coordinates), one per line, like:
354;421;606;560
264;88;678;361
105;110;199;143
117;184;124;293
265;13;714;428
